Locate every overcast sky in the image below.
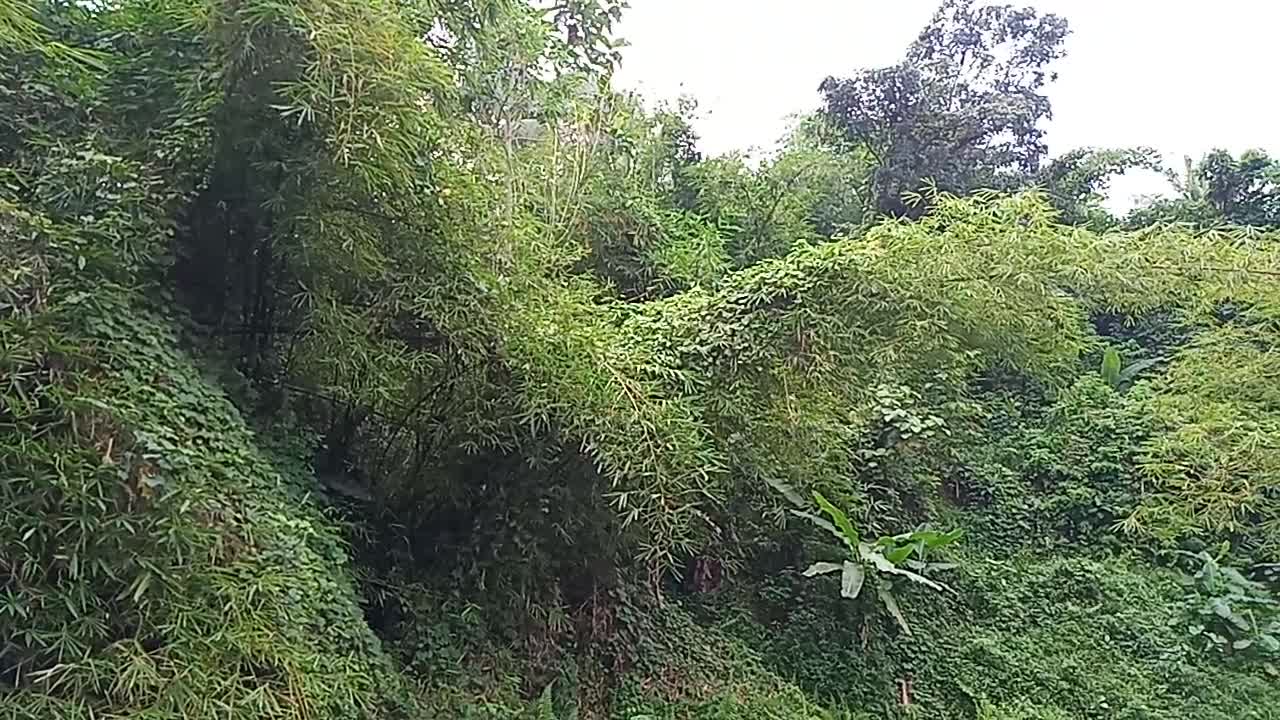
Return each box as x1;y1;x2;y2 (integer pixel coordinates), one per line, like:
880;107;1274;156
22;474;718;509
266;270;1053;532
614;1;1280;210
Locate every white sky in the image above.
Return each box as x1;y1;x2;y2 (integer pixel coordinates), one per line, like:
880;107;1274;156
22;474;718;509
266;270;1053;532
614;1;1280;211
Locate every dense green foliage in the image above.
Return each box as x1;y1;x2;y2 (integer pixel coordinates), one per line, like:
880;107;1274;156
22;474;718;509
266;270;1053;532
820;0;1069;217
3;0;1279;718
1128;149;1280;230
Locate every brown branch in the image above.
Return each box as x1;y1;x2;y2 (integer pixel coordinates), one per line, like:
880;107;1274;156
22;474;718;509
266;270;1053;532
372;373;456;476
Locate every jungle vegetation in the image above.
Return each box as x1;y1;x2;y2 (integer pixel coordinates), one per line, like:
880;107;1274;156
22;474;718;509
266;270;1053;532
2;0;1279;718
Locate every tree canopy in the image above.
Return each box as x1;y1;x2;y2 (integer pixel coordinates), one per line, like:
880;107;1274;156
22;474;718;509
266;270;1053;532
819;0;1068;216
1128;148;1280;230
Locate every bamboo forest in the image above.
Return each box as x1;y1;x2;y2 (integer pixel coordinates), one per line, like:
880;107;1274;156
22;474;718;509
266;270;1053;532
3;0;1280;718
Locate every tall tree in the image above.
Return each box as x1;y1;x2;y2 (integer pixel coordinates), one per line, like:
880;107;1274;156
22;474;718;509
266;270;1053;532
1033;146;1163;229
1127;149;1280;230
1198;149;1280;228
819;0;1068;217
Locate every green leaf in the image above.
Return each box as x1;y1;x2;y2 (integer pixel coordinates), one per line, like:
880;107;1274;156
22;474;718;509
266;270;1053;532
803;561;843;577
1118;356;1162;383
131;571;152;603
884;544;914;565
790;510;845;545
878;585;911;636
862;547;952;593
841;560;865;600
1101;347;1122;387
812;491;859;549
763;475;806;508
1210;598;1233;620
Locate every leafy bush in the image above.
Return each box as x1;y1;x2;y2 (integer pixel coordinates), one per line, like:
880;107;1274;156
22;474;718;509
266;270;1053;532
1178;549;1280;662
0;255;415;717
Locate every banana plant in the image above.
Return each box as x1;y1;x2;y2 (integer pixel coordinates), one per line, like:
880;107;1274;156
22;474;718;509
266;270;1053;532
768;478;961;635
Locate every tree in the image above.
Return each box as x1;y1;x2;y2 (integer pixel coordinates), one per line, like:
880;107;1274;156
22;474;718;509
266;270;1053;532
1198;149;1280;228
1034;146;1164;229
1127;149;1280;230
819;0;1069;217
